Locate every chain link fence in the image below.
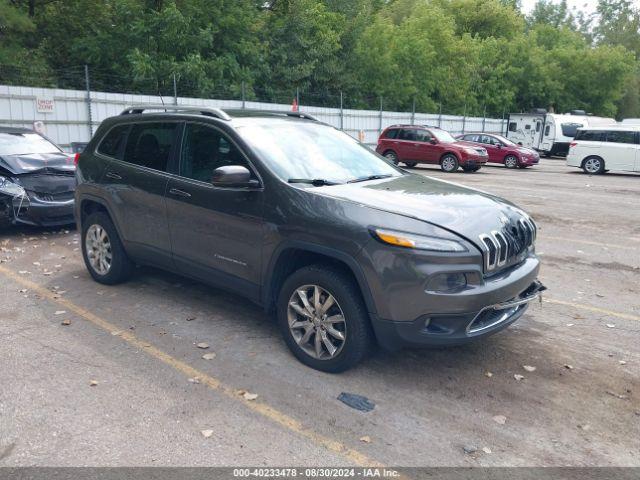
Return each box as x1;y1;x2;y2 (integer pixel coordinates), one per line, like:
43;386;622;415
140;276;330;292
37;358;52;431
0;65;508;151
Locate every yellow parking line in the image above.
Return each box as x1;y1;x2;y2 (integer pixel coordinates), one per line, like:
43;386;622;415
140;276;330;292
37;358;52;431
544;298;640;322
0;264;384;468
539;235;637;250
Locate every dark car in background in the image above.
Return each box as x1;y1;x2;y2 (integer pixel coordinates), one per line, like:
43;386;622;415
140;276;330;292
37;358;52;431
376;125;488;172
75;106;544;372
0;127;76;228
457;133;540;168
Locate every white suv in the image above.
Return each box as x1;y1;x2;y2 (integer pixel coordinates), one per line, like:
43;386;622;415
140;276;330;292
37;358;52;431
567;126;640;174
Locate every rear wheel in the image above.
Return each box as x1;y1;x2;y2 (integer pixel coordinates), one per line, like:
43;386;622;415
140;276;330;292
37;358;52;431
277;265;374;373
82;212;133;285
504;155;518;168
440;154;459;173
404;162;417;168
583;156;605;174
384;151;399;165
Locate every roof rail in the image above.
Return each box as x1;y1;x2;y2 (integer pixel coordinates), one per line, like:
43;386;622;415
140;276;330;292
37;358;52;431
233;109;320;122
120;104;231;121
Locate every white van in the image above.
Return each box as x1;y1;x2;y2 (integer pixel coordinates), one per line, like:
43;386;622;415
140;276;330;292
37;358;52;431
566;125;640;174
507;111;615;157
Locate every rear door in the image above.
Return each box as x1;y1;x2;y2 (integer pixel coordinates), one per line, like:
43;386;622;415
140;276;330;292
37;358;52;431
166;122;265;300
97;121;179;267
396;128;418;161
604;130;637;171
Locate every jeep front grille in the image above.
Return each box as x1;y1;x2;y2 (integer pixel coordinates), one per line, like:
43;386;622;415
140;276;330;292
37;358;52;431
479;217;536;273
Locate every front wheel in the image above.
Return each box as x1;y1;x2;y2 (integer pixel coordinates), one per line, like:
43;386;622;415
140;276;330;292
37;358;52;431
277;265;374;373
504;155;518;168
583;156;605;174
384;151;399;165
440;154;459;173
82;212;133;285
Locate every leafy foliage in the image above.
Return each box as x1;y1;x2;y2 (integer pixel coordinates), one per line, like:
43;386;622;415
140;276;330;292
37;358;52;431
0;0;639;117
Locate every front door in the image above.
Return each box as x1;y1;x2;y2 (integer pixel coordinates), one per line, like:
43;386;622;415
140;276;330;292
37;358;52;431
98;121;179;267
166;122;265;301
479;135;502;163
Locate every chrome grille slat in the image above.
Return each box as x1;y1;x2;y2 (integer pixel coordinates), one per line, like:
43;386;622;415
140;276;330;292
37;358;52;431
479;216;536;273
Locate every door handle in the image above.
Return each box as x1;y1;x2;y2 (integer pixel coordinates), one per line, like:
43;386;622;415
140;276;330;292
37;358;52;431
105;172;122;180
169;188;192;198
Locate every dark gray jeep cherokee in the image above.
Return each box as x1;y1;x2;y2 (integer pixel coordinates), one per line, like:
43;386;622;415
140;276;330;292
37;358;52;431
75;105;544;372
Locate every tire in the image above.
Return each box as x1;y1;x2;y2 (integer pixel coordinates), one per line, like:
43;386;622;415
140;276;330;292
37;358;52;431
440;154;459;173
504;155;519;169
462;166;480;173
384;151;399;165
582;156;605;174
404;162;418;168
277;264;374;373
81;211;134;285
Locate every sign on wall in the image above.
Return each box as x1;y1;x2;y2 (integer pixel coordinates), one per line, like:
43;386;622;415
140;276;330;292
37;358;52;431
35;97;55;113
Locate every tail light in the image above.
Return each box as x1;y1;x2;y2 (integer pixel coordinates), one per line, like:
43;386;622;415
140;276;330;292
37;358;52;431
569;142;577;148
73;153;80;165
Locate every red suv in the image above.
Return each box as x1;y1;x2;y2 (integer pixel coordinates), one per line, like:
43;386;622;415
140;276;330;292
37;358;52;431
456;133;539;168
376;125;488;173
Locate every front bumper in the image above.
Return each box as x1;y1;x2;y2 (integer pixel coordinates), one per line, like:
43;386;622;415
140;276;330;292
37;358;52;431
520;155;539;165
461;155;488;167
372;279;545;350
2;194;75;227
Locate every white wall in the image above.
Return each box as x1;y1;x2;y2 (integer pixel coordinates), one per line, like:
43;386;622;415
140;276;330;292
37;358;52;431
0;84;507;149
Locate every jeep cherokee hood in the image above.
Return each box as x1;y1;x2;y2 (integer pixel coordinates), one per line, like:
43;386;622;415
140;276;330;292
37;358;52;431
317;174;527;245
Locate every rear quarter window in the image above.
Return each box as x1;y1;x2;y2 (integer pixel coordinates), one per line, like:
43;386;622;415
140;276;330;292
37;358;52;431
575;130;605;142
385;129;399;139
97;125;130;159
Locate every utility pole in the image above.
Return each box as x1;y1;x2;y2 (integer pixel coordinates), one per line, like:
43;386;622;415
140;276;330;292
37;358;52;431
241;82;246;109
340;91;344;131
84;65;93;137
379;96;383;136
411;97;416;125
173;74;178;105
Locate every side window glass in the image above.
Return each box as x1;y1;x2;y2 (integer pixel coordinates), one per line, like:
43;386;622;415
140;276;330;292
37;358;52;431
544;125;551;136
525;125;531;130
399;129;418;141
97;125;129;160
606;131;636;144
123;123;178;171
415;130;432;142
508;122;517;132
180;123;251;183
536;122;541;132
385;129;398;139
576;130;603;142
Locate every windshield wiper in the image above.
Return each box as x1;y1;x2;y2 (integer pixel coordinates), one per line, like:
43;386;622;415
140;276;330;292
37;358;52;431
288;178;342;186
347;174;394;184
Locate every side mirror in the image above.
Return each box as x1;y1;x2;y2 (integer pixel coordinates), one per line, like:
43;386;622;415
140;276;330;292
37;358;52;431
212;165;259;188
429;139;437;145
495;143;502;148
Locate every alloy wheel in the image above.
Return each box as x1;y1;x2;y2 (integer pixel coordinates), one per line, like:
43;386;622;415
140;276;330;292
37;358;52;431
505;155;518;168
287;285;346;360
385;152;399;165
442;156;456;172
85;224;112;275
584;158;601;173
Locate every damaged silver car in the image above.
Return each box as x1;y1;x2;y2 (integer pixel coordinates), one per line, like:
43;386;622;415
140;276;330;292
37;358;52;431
0;127;76;228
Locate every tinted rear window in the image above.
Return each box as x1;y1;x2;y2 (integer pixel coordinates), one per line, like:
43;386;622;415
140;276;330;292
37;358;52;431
575;130;605;142
385;129;399;139
97;125;129;160
606;130;636;144
123;122;179;171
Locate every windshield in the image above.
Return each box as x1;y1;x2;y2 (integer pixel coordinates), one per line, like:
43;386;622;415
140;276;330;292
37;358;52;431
432;129;456;143
237;122;402;184
561;123;583;138
492;134;517;146
0;132;61;156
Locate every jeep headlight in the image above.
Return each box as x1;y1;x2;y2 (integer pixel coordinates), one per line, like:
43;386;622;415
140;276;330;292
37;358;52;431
0;176;25;197
373;228;467;252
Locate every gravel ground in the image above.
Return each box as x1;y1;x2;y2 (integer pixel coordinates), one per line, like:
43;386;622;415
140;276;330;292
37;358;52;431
0;159;638;467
